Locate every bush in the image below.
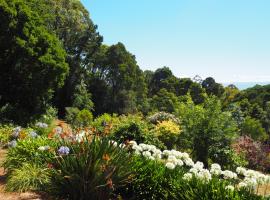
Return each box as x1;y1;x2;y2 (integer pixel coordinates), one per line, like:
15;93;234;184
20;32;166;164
65;107;93;128
147;112;180;125
91;113;119;135
3;137;58;173
241;117;268;141
232;136;270;172
111;115;164;148
121;156;262;200
6;163;51;192
153;120;181;149
49;137;133;200
0;124;15;146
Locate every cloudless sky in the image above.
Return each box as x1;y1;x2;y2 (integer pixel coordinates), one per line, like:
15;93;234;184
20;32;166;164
81;0;270;83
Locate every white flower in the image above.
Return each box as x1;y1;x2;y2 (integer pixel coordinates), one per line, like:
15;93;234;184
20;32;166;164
168;155;177;164
210;163;222;175
36;122;48;128
222;170;237;179
152;153;162;159
225;185;234;191
129;141;137;146
38;146;50;151
109;140;118;147
142;151;152;158
244;178;257;187
189;167;199;175
176;159;184;166
184;158;194;167
183;173;193;181
196;169;212;182
239;182;247;188
119;143;126;148
236;167;246;175
165;162;175;170
193;161;204;170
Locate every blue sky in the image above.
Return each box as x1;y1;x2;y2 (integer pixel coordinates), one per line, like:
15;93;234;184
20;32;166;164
81;0;270;83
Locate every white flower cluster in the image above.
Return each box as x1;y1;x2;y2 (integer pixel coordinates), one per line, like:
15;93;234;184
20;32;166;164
35;122;48;128
128;141;270;190
236;167;270;189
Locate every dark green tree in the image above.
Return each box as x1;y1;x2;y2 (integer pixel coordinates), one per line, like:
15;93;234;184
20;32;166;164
202;77;225;97
0;0;68;123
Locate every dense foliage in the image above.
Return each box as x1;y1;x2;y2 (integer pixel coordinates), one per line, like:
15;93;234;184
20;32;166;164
1;0;270;199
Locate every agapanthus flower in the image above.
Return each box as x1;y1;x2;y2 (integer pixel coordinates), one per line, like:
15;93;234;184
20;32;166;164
38;146;50;151
12;127;21;138
7;140;17;148
36;122;48;128
165;162;175;170
183;173;193;181
196;169;212;182
58;146;70;155
29;131;38;138
225;185;234;191
236;167;246;175
222;170;237;179
210;163;222;175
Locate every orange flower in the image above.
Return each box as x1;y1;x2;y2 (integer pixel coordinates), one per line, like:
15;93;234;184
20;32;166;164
102;154;111;161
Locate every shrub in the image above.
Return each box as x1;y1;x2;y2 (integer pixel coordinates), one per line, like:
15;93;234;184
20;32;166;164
153;120;181;149
232;136;270;172
241;117;268;141
65;108;93;128
121;156;262;200
92;113;119;135
0;124;15;146
111;115;164;148
147;112;180;125
6;163;51;192
3;137;58;173
49;137;133;200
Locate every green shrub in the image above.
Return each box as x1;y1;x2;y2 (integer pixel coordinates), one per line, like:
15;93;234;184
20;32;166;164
49;137;133;200
111;115;165;149
65;107;93;128
120;156;263;200
6;163;51;192
0;124;14;146
148;112;180;125
92;113;119;134
3;137;58;173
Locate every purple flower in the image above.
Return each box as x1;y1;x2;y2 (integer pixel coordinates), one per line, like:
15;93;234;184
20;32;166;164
58;146;70;155
29;131;38;138
12;127;21;138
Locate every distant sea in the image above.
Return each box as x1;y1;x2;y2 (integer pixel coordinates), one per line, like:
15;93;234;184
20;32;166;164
222;82;270;90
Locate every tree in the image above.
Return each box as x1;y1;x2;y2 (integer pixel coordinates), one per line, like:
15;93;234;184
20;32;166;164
189;82;206;104
89;43;148;115
72;80;94;111
26;0;102;116
241;117;268;141
0;0;68;123
148;67;178;95
178;96;238;167
150;89;181;114
202;77;225;97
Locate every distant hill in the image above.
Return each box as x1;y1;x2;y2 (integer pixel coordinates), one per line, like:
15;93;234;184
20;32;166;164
222;82;270;90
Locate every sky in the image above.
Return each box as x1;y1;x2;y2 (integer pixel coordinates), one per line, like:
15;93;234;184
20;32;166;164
81;0;270;83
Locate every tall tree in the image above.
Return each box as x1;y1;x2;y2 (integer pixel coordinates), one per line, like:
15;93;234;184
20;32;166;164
0;0;68;123
202;77;225;97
